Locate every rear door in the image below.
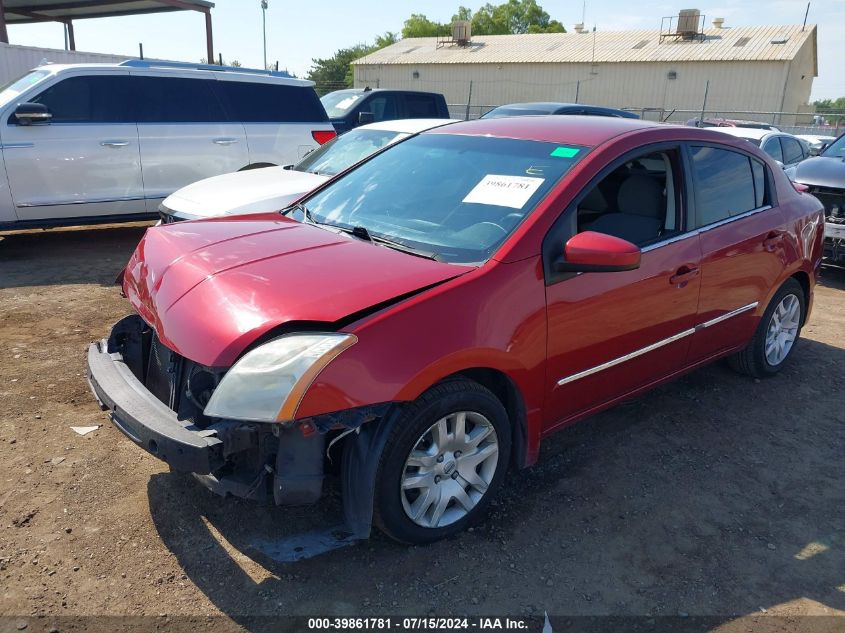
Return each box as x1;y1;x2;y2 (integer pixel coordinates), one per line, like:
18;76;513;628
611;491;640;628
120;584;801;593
213;77;330;165
543;145;702;430
2;71;145;221
779;135;806;168
131;73;248;211
685;144;786;362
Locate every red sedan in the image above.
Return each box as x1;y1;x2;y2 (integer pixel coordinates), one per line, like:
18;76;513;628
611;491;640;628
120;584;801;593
87;116;824;544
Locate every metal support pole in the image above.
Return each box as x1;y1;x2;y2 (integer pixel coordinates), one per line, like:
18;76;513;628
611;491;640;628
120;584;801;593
139;42;144;59
465;80;473;120
575;80;580;104
66;20;75;50
0;0;9;44
261;0;268;70
698;79;709;127
204;9;214;65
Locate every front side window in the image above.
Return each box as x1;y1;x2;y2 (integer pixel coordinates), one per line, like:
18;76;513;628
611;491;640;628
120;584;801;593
25;75;134;124
133;76;225;123
574;150;680;247
691;146;762;227
294;128;401;176
295;134;585;264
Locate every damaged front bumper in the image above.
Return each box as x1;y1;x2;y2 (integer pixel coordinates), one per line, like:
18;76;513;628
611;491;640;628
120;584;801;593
85;317;328;506
87;339;224;473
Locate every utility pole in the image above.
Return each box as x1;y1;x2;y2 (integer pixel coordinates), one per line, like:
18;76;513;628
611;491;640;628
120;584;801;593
261;0;268;70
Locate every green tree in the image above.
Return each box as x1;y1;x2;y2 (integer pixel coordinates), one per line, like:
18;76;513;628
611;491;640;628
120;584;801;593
402;13;450;38
455;0;565;36
814;97;845;111
307;33;398;94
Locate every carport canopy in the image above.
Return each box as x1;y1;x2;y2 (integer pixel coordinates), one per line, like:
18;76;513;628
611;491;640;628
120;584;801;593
0;0;216;61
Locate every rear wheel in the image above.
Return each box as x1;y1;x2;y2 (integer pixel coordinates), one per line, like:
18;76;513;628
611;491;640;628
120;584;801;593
373;379;511;544
729;278;805;378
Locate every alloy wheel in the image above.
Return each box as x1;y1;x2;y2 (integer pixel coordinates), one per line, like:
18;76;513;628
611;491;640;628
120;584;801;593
764;293;800;366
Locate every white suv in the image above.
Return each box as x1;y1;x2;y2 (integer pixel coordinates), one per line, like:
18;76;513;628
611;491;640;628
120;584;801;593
0;60;336;231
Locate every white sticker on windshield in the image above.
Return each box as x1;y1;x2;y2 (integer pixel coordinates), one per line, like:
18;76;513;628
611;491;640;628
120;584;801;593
462;174;545;209
334;97;358;111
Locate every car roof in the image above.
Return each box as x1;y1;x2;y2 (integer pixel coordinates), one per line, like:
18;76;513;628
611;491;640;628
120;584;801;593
425;115;663;146
326;88;443;97
360;118;460;134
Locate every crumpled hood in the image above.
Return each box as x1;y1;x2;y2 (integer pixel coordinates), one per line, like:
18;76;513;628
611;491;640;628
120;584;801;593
123;214;471;367
792;156;845;190
161;167;328;220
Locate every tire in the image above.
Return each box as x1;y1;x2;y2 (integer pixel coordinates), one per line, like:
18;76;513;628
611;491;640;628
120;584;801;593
373;379;511;544
729;278;806;378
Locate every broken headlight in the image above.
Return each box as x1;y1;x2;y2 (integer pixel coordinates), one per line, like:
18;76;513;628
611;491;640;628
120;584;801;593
203;333;357;423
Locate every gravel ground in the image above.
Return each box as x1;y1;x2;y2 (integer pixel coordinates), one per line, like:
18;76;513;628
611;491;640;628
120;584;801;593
0;224;843;630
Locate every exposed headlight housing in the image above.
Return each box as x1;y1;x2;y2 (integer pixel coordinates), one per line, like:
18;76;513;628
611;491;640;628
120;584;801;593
203;333;357;423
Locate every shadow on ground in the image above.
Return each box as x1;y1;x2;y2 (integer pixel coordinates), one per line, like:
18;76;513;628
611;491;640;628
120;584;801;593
0;224;149;289
147;339;845;626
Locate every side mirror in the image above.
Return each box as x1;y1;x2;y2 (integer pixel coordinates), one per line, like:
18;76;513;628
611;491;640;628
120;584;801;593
357;111;375;125
554;231;641;273
15;102;51;125
808;146;821;157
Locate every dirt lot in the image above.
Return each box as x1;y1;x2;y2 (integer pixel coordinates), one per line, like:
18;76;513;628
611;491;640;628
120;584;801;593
1;225;844;630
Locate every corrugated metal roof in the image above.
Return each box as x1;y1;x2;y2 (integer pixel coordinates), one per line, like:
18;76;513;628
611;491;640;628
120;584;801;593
4;0;214;24
353;24;816;66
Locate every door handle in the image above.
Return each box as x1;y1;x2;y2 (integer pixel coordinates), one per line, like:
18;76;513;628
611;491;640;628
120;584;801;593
670;265;700;286
763;231;784;251
100;140;129;147
212;138;238;145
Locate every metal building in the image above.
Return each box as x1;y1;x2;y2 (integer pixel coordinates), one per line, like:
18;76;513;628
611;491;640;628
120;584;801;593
352;14;818;125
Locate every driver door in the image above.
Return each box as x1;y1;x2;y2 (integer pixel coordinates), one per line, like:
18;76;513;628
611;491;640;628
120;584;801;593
543;146;702;431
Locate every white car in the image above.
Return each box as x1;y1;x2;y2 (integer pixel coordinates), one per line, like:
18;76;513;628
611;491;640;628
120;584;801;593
0;60;336;231
158;118;458;223
794;134;837;155
711;127;811;170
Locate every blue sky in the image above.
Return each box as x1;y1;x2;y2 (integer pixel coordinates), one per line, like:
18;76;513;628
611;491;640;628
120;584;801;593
9;0;843;100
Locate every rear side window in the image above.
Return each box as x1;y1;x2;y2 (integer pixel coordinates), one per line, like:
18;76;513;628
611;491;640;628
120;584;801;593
404;94;439;118
691;146;761;227
216;81;327;122
761;137;784;162
26;75;134;124
133;76;226;123
780;137;804;164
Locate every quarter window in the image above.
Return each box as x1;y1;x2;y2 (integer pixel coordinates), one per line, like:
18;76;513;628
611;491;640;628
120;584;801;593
25;75;134;124
761;137;784;162
690;146;762;227
133;76;226;123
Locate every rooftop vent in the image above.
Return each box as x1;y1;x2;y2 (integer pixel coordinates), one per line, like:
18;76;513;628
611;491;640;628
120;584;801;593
632;39;650;49
712;17;725;28
771;36;789;44
574;23;586;33
677;9;701;37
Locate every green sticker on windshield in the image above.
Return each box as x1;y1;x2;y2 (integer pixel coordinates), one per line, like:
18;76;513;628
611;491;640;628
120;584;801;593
551;146;580;158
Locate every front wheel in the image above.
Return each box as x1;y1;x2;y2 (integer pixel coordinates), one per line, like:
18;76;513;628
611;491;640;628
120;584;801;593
729;278;806;378
373;379;511;544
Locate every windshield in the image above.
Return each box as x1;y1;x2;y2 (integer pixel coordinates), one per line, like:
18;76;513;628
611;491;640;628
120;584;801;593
294;128;402;176
321;91;365;118
822;135;845;158
296;134;586;264
0;70;51;108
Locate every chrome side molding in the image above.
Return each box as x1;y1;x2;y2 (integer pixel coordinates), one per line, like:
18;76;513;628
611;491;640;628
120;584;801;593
556;302;759;387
